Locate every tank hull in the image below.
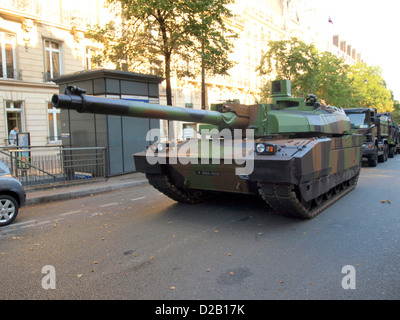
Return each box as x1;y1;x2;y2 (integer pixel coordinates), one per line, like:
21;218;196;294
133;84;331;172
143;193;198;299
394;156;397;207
134;134;362;219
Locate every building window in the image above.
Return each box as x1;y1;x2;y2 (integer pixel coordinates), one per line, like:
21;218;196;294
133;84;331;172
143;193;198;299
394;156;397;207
44;40;61;81
0;32;17;79
5;101;24;144
47;102;61;143
85;47;98;70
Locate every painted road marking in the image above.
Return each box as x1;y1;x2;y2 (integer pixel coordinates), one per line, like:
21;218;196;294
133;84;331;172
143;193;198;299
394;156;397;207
60;210;82;216
130;197;146;201
100;203;118;208
6;220;36;227
2;196;149;233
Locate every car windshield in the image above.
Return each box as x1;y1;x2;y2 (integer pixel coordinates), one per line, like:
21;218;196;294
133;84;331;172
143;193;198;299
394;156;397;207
347;113;368;129
0;160;11;175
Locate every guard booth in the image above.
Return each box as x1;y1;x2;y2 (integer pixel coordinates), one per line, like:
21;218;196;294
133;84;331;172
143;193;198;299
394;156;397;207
53;69;163;176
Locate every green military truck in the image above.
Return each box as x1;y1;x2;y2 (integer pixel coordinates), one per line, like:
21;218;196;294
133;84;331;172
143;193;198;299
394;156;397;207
344;108;398;167
397;126;400;154
379;112;399;158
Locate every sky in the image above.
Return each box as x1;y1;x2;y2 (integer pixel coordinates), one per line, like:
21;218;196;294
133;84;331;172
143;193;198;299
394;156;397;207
310;0;400;100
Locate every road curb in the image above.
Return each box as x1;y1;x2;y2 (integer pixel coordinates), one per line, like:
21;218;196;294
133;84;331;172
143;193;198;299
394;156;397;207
25;179;149;206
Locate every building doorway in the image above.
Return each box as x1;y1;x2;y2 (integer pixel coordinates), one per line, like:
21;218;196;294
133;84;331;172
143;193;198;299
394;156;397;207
5;101;24;144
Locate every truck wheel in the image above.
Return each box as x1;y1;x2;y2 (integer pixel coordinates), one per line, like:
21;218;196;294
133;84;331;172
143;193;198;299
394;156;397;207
378;144;388;162
384;144;389;161
388;145;394;158
368;146;378;167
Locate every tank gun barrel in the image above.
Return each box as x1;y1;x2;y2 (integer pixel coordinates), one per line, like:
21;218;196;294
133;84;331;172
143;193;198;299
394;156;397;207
52;86;244;129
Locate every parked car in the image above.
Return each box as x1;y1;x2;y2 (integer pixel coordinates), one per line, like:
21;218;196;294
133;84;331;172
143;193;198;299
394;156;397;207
0;160;26;226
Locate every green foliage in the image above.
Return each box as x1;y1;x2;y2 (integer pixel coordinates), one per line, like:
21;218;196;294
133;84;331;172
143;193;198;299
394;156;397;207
258;38;394;113
86;0;236;106
347;62;394;112
391;100;400;123
257;38;319;98
177;0;237;78
315;51;355;107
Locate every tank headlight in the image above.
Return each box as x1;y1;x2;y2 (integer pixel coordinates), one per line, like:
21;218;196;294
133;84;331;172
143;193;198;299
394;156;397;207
255;143;276;155
256;143;265;153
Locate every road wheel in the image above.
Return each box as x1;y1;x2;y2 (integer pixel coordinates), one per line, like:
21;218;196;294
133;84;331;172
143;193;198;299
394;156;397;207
323;188;333;200
333;183;342;194
146;174;206;204
0;195;19;226
313;194;323;207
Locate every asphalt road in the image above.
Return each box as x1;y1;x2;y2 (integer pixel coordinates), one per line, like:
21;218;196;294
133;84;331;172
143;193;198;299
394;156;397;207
1;159;400;300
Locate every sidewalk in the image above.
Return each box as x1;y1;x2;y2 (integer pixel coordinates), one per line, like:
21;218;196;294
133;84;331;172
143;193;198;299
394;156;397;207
24;172;149;206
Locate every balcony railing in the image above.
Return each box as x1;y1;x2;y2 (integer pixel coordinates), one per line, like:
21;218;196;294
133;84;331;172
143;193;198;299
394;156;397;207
0;0;98;28
0;0;41;16
43;72;60;83
0;69;22;81
47;136;62;144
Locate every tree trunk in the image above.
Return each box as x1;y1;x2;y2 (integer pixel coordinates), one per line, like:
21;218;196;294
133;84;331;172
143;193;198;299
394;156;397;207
159;16;172;107
165;52;172;106
201;41;206;110
164;51;174;140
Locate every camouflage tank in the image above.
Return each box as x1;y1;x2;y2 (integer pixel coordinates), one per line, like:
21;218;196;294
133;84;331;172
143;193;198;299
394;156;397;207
52;80;363;219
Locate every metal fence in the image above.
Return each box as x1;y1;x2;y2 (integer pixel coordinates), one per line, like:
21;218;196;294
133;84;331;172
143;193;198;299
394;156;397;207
0;146;106;188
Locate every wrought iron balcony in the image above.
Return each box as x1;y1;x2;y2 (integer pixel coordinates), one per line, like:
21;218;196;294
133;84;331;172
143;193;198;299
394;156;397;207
43;72;60;83
0;69;22;81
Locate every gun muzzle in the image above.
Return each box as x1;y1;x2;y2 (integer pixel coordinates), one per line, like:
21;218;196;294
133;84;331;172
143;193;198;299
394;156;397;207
51;86;87;113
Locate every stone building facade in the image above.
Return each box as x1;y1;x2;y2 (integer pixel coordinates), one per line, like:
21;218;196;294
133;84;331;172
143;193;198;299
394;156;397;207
1;0;362;146
0;0;110;146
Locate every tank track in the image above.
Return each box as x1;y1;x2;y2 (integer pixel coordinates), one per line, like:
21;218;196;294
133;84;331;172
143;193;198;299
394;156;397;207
258;173;359;219
146;172;360;219
146;174;206;204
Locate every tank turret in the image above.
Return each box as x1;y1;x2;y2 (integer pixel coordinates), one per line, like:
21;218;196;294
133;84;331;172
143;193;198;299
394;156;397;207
52;81;351;137
52;80;363;219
